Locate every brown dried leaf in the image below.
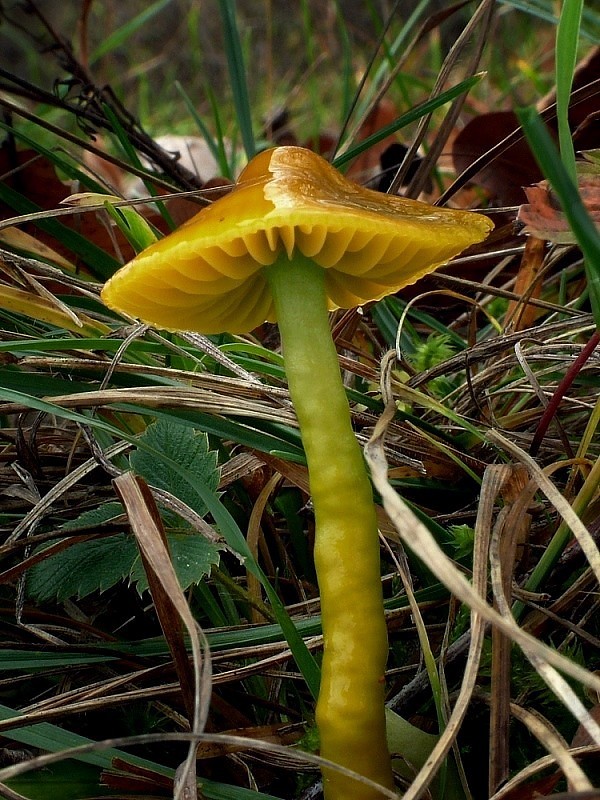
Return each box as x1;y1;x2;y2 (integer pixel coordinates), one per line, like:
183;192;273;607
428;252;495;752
492;772;561;800
346;98;402;184
0;227;75;270
517;175;600;244
452;110;542;205
195;723;302;760
113;474;208;726
0;145;140;264
451;46;600;206
571;704;600;749
506;235;546;331
102;758;173;793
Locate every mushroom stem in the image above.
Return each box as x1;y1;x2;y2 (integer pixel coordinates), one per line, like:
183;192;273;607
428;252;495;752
265;253;394;798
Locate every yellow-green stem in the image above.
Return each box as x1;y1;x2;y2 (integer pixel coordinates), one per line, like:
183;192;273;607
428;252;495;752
266;253;394;799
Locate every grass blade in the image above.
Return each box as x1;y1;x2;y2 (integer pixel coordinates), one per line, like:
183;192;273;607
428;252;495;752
0;182;119;279
217;0;256;160
333;73;483;169
555;0;583;182
498;0;599;42
102;103;175;230
90;0;174;63
175;81;233;179
517;106;600;325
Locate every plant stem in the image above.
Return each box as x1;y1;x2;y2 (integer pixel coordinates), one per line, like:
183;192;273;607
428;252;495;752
266;253;394;798
529;330;600;456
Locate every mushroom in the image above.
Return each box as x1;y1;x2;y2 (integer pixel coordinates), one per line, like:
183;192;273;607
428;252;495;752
101;146;493;799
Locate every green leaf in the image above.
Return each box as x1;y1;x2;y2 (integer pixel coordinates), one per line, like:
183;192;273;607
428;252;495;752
5;760;102;800
26;489;221;602
497;0;599;43
0;388;318;696
129;418;220;518
0;650;117;670
27;530;220;603
176;80;233;180
103;201;159;253
61;502;124;531
130;532;221;594
0;702;169;773
0;182;119;280
26;534;139;602
448;524;476;560
0;703;284;797
102;103;175;230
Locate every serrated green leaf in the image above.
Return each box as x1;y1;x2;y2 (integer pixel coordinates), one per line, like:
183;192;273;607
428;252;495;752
26;534;139;603
130;532;221;595
26;422;223;605
61;502;123;531
129;419;220;518
26;530;221;603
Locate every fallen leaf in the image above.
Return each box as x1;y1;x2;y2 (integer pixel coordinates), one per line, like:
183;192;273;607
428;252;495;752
506;235;546;331
517;174;600;244
452;46;600;206
0;227;75;270
571;703;600;749
0;144;138;265
346;98;402;184
0;282;109;336
452;110;542;206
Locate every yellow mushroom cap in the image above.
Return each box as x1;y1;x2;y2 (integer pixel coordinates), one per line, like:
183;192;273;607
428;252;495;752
101;146;493;334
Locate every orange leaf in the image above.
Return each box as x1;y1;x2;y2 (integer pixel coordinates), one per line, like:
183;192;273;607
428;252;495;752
517;175;600;244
